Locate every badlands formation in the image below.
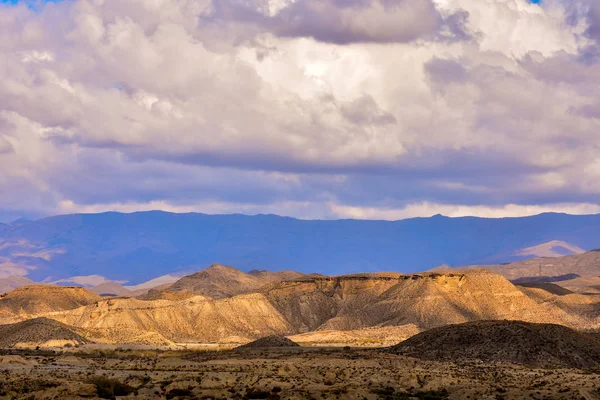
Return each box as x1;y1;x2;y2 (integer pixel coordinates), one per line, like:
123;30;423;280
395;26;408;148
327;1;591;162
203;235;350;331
440;249;600;294
0;264;598;347
0;261;599;399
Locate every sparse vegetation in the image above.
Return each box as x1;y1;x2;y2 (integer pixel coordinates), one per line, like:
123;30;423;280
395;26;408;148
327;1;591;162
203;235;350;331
88;376;134;399
0;263;598;399
371;387;449;399
166;387;195;399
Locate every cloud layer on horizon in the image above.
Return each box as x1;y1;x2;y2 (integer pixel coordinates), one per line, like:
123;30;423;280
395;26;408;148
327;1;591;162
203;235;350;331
1;0;600;222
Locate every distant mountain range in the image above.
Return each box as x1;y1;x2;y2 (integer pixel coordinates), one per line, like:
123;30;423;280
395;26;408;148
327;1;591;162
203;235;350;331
1;211;600;284
436;248;600;294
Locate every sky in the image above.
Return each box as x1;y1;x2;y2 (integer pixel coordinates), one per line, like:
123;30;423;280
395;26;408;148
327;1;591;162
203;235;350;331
1;0;600;222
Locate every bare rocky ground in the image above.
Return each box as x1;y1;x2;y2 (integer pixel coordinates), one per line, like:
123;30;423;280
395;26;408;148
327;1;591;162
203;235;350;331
0;346;599;400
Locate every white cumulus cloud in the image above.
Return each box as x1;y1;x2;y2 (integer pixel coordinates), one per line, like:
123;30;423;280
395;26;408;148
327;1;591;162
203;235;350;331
0;0;599;221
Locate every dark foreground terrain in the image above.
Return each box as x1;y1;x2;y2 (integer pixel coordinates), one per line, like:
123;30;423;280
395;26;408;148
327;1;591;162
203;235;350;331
1;346;599;400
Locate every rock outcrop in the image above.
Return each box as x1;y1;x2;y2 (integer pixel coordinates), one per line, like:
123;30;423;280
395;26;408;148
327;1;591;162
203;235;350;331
0;285;101;323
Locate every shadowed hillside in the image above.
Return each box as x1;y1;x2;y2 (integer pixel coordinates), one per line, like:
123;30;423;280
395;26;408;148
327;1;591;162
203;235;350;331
390;320;600;368
236;335;300;349
0;318;89;348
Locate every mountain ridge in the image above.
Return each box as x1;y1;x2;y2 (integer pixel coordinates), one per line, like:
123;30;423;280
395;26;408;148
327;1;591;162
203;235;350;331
3;211;600;283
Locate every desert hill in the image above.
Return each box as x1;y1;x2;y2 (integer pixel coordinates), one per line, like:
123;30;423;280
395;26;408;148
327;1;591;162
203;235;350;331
263;273;403;332
264;271;595;333
163;264;305;299
1;268;598;346
446;250;600;282
0;317;89;348
0;285;101;323
516;285;600;325
390;320;600;369
236;335;300;349
49;294;293;344
138;287;195;301
558;276;600;294
288;325;420;347
515;282;574;296
515;240;585;258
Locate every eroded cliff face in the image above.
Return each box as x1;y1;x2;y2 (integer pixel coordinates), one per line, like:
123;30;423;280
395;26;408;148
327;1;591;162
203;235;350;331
0;285;102;323
332;271;571;330
49;293;293;344
263;275;402;332
264;271;596;332
2;271;598;345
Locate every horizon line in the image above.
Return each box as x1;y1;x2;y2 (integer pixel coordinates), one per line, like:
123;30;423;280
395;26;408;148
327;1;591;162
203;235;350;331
4;209;600;225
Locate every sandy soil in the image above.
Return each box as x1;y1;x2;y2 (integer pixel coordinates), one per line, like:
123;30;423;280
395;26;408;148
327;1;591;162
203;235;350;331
0;347;598;399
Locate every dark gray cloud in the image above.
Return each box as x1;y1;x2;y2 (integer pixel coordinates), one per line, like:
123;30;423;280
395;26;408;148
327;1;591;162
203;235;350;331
207;0;471;44
585;2;600;40
0;136;14;155
425;57;469;86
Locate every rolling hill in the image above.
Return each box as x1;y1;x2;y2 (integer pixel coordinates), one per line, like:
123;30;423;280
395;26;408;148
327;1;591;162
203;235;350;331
390;320;600;368
50;294;294;344
438;250;600;293
1;267;597;345
162;264;306;299
0;318;89;348
0;285;101;323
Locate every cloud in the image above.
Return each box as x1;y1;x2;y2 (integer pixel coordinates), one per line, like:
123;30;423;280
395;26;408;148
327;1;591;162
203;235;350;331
125;274;183;291
205;0;470;45
0;258;35;278
0;135;14;155
270;0;470;44
51;275;127;287
330;202;600;220
0;0;599;221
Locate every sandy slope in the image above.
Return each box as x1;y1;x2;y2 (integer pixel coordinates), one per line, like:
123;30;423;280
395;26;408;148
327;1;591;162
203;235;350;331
163;264;305;299
0;317;88;348
0;285;101;323
48;294;293;344
1;269;598;346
